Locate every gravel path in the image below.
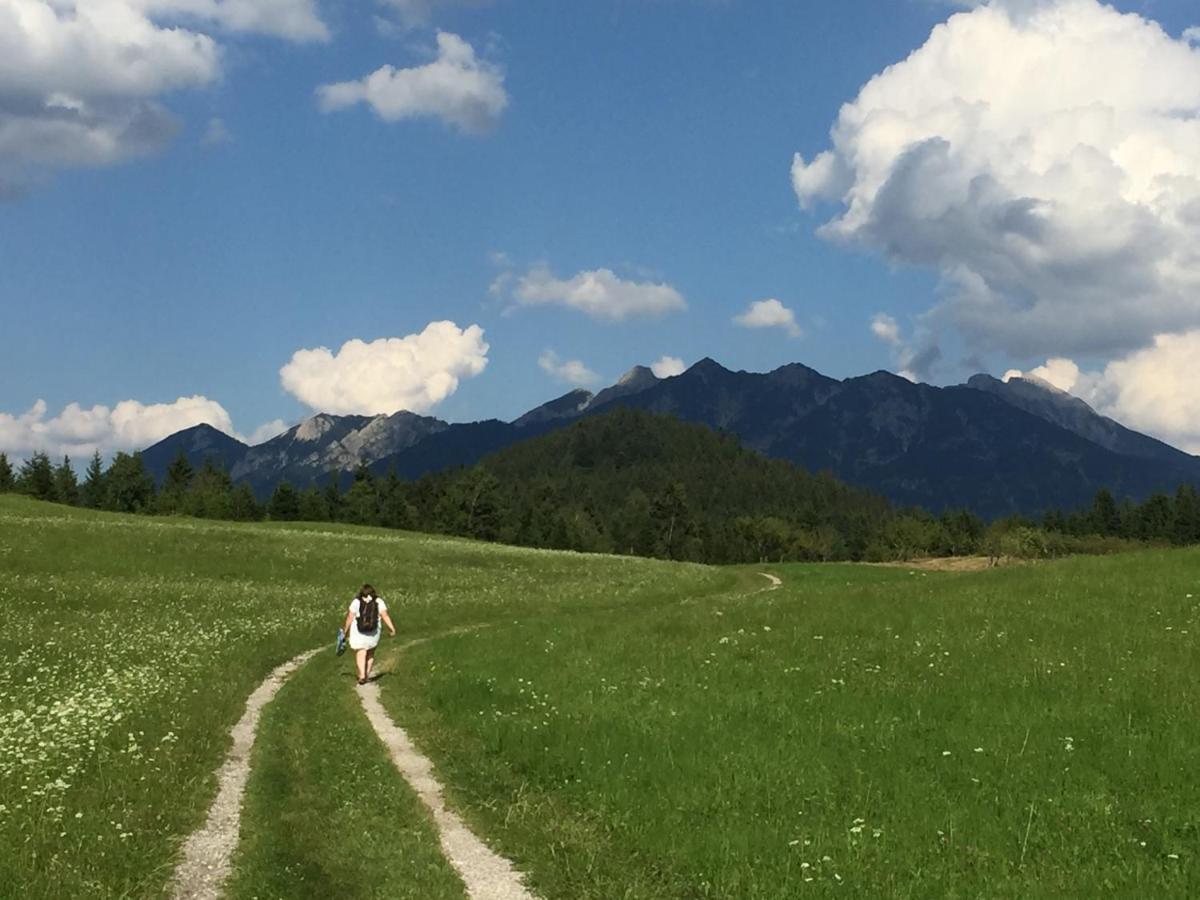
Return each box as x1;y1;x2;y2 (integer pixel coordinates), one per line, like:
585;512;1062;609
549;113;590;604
759;572;782;589
169;648;320;900
358;679;538;900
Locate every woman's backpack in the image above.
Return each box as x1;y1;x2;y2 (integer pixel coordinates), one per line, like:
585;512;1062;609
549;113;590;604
357;596;380;634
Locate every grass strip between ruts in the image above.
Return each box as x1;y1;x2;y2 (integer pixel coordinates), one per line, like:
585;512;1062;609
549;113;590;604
227;647;466;900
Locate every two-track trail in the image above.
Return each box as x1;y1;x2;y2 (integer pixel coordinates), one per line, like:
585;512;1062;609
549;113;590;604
169;648;321;900
358;680;538;900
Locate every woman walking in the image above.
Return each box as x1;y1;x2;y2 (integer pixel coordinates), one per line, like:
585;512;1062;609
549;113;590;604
342;583;396;685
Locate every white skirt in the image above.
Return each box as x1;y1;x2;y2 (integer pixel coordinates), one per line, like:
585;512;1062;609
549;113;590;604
348;624;381;651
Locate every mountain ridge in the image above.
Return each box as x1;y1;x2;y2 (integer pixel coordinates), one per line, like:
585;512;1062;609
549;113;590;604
140;358;1199;516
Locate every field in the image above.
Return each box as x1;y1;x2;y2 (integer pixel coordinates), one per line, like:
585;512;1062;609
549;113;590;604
1;495;1197;897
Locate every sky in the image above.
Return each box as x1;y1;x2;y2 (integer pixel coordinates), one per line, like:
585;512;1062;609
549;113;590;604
2;0;1200;461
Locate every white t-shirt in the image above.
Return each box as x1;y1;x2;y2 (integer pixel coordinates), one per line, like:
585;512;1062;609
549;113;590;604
348;597;388;636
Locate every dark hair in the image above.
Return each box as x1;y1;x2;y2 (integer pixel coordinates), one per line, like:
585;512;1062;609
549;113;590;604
358;584;377;600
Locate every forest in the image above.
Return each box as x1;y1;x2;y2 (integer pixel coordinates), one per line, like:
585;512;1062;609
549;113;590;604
7;408;1199;563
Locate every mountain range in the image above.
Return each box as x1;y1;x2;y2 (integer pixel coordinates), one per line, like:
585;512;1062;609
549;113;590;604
142;359;1200;518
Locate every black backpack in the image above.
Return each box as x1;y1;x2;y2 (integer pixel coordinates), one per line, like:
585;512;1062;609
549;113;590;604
357;596;380;634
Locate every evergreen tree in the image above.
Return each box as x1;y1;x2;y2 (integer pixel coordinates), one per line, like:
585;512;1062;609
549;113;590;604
81;451;107;508
157;450;194;514
0;452;13;492
183;459;233;519
1090;488;1120;536
229;483;263;521
323;475;344;522
344;463;380;525
53;456;80;506
16;452;56;501
1173;484;1200;546
268;481;301;521
377;470;413;530
104;452;156;512
297;486;330;522
651;481;692;560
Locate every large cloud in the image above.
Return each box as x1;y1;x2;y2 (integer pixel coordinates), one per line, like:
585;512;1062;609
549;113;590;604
1010;331;1200;453
509;265;687;322
0;395;236;460
0;0;326;189
316;31;507;133
279;321;489;415
793;0;1200;361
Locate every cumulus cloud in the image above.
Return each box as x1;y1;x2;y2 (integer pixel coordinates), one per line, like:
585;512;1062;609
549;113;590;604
0;395;236;460
0;0;325;189
508;265;687;322
870;313;901;346
734;299;802;338
1010;333;1200;453
316;31;507;134
793;0;1200;362
279;321;489;415
650;355;685;378
537;350;601;387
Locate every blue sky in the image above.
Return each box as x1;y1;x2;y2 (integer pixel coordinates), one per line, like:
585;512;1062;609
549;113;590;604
2;0;1200;456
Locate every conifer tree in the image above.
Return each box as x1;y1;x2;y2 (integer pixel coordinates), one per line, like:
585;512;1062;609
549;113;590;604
323;474;343;522
81;451;106;508
104;452;156;513
53;456;79;506
157;450;194;514
229;483;263;521
0;452;13;492
16;452;56;502
268;481;300;521
297;486;330;522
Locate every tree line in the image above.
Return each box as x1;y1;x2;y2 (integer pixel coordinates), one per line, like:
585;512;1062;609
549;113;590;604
3;409;1199;563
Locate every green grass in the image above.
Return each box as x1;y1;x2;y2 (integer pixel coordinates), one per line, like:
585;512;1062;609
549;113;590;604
0;495;724;897
379;558;1200;897
4;494;1199;897
227;650;465;900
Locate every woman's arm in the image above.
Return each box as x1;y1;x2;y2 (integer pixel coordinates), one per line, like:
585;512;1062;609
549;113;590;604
342;604;355;633
380;610;397;637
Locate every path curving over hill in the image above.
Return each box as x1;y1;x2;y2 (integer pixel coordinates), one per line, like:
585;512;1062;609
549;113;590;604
758;572;782;590
169;648;320;900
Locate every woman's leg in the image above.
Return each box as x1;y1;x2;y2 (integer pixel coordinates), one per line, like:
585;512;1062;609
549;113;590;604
365;647;376;681
355;649;367;683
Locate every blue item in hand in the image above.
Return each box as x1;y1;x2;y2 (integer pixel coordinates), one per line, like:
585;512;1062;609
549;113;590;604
336;627;347;656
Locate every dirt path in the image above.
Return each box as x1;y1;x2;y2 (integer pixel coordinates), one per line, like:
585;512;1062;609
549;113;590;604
358;679;538;900
169;648;320;900
758;572;782;590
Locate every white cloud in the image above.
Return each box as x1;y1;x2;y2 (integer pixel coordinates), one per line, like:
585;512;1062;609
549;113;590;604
378;0;493;30
246;418;288;444
0;0;324;189
870;313;901;346
510;265;687;322
0;395;236;460
734;298;802;338
316;31;507;134
1184;26;1200;44
650;355;685;378
1011;332;1200;452
537;350;600;387
279;321;489;415
793;0;1200;362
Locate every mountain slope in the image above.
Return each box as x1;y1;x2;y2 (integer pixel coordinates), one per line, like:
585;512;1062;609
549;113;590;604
142;424;249;484
965;373;1194;465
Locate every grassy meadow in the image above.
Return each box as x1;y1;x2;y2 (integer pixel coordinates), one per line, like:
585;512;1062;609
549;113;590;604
1;494;1198;897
